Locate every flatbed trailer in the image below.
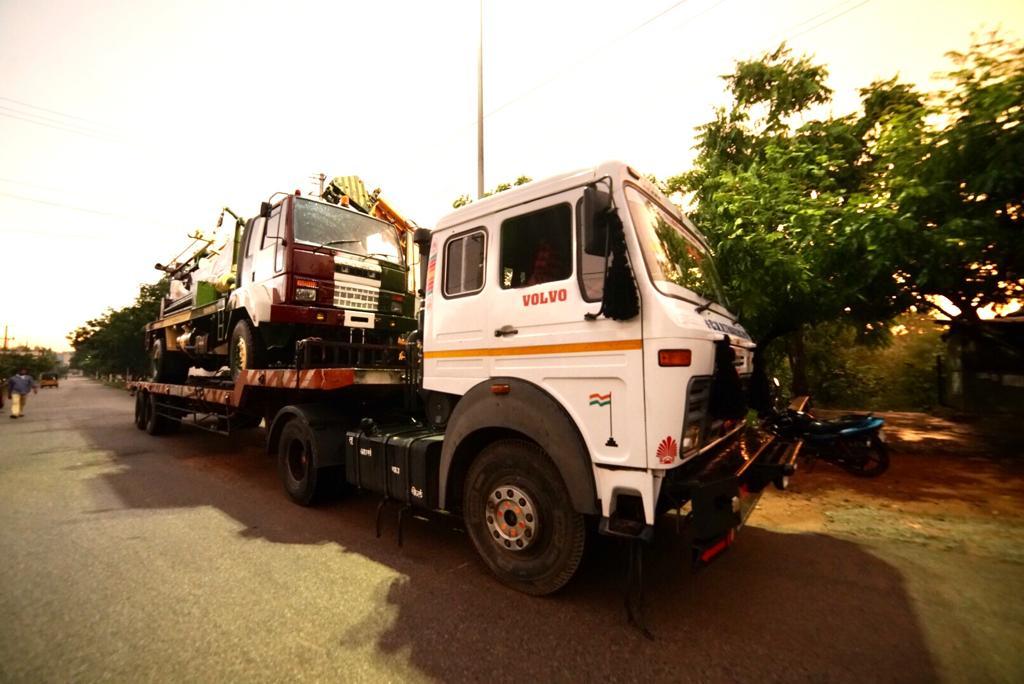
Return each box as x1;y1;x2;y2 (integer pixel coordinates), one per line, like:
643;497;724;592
131;364;407;436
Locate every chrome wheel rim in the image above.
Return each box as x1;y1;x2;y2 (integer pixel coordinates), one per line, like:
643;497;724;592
234;336;248;370
486;485;538;551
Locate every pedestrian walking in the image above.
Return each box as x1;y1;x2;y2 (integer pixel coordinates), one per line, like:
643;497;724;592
8;368;38;419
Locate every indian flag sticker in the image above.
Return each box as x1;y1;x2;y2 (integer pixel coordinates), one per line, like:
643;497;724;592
589;392;617;447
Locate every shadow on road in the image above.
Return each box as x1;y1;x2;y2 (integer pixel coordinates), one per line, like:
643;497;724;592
77;406;939;681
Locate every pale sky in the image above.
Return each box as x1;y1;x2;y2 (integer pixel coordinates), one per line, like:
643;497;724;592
1;0;1020;351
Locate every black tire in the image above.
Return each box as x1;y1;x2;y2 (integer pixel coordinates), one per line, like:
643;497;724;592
277;419;323;506
134;392;148;430
145;393;167;435
150;337;189;383
144;393;180;436
463;439;586;596
229;318;267;380
838;435;890;478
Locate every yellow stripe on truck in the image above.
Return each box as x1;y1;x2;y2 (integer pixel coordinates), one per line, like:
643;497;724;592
424;339;643;359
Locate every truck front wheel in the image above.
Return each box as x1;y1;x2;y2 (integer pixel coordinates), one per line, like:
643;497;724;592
229;319;267;379
463;439;586;595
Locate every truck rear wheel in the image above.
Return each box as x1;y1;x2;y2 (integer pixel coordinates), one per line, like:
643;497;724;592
144;393;179;436
463;439;586;595
277;419;323;506
230;319;267;379
150;337;189;383
134;392;148;430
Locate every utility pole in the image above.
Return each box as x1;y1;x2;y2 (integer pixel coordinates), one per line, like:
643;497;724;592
310;173;327;198
477;0;485;199
1;325;14;350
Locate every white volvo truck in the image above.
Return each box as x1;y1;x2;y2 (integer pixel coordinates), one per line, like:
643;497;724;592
133;160;796;597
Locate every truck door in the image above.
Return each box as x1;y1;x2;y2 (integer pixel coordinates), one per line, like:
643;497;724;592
239;217;265;284
249;203;284;285
425;226;490;394
484;189;645;468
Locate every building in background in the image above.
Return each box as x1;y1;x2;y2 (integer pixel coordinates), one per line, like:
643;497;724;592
941;314;1024;414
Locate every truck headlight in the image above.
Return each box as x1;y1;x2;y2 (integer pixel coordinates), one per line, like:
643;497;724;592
682;423;701;450
680;377;711;454
295;287;317;302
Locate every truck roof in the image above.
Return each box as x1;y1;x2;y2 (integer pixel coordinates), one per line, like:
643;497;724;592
435;160;682;233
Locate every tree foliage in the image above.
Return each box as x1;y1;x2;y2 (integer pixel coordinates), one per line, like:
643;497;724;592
666;45;919;346
668;36;1023;395
873;34;1024;319
0;347;62;381
68;280;167;378
452;175;533;208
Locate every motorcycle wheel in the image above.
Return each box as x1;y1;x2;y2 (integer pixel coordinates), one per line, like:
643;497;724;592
837;435;890;478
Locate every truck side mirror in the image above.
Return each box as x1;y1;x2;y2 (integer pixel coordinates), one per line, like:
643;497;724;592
598;209;640;321
413;228;433;297
260;201;273;218
581;185;611;256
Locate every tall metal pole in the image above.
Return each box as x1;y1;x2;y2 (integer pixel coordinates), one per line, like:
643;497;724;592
476;0;485;199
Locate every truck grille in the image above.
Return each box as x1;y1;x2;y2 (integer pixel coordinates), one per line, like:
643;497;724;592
334;282;379;311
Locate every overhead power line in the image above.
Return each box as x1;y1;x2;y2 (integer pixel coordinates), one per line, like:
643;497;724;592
0;189;139;219
0;95;117;130
423;0;703;155
0;190;176;227
0;107;122;143
0;103;109;133
486;0;696;120
783;0;873;41
0;176;70;194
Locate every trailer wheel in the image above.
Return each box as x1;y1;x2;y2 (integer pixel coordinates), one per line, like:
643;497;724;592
134;392;148;430
150;337;189;383
463;439;586;596
144;393;179;436
277;419;323;506
229;318;267;380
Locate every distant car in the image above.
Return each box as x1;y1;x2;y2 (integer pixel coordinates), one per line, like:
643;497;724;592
40;373;59;389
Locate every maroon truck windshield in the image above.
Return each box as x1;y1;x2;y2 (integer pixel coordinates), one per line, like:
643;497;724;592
293;198;403;264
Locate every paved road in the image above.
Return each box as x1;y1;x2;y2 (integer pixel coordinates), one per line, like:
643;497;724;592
0;377;1019;681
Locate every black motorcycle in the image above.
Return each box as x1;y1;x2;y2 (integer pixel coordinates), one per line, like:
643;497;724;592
765;406;890;478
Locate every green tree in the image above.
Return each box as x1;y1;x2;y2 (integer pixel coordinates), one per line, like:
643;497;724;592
452;175;533;208
667;45;918;391
872;34;1024;321
0;347;62;381
68;280;167;378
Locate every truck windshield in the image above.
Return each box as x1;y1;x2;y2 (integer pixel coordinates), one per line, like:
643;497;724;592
625;186;727;308
293;198;403;264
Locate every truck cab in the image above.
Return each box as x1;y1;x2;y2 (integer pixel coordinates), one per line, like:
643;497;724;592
421;161;755;528
147;193;416;382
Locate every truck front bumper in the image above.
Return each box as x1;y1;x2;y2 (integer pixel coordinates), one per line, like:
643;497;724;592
668;427;799;562
597;427;799;554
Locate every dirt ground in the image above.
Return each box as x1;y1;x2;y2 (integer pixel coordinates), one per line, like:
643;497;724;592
755;410;1024;681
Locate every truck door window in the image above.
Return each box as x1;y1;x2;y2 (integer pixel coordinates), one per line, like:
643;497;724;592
263;207;281;249
245;219;265;257
499;203;572;288
443;230;486;297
